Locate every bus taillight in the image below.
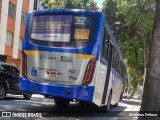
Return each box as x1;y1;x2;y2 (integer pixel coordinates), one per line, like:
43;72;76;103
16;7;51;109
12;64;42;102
22;52;27;78
82;58;96;86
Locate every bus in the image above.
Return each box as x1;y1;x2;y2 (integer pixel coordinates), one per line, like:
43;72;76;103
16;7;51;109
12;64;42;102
19;9;127;112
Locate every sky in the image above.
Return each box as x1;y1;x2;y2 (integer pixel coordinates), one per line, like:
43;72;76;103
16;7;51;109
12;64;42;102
94;0;104;9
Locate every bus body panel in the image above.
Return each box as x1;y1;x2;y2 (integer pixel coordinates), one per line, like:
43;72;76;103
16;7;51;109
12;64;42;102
92;15;125;106
25;50;94;85
110;69;124;105
19;77;94;102
93;60;107;106
92;62;124;106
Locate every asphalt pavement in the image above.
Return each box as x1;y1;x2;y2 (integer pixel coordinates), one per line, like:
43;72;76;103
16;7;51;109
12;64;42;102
0;94;141;120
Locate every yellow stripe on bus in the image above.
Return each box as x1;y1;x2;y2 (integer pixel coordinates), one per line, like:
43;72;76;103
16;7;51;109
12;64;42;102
24;50;39;55
75;54;94;59
24;51;94;59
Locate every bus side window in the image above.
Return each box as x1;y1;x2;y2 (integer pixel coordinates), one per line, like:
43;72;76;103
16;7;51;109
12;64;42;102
102;27;110;61
123;64;125;80
119;60;121;76
121;63;124;79
122;62;124;78
112;47;116;70
116;51;119;72
112;47;114;68
120;60;122;77
114;49;117;71
117;54;120;75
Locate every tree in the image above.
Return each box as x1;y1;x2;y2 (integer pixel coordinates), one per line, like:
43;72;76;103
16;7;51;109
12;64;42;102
102;0;155;94
102;0;117;29
139;0;160;119
117;0;155;67
41;0;98;10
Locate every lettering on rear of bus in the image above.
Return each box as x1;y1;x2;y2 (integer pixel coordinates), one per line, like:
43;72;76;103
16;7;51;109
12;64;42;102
68;75;78;81
75;17;86;25
68;69;80;75
40;54;56;60
59;56;73;62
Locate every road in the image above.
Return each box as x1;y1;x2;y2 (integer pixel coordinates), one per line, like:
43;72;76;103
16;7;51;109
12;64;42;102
0;94;141;120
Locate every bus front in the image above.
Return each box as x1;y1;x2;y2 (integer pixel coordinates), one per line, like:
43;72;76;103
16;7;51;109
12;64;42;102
19;9;100;103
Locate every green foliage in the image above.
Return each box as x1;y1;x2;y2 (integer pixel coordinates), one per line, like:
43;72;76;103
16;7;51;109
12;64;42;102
102;0;117;27
41;0;98;10
102;0;155;93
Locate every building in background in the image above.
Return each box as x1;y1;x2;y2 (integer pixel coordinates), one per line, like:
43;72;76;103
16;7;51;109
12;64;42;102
0;0;34;69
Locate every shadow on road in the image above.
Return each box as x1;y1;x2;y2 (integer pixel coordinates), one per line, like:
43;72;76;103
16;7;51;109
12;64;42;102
4;96;24;100
41;103;127;117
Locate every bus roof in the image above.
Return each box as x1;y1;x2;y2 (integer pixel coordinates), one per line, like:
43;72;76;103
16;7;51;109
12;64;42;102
32;9;101;15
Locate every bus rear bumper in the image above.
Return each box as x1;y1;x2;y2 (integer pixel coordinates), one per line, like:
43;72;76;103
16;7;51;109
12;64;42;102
19;77;94;102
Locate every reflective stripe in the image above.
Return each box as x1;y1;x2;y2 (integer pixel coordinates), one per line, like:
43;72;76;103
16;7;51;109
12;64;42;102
75;54;94;59
24;51;94;59
24;50;39;55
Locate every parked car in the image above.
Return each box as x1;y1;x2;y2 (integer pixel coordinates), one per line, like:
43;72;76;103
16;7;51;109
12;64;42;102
0;62;32;100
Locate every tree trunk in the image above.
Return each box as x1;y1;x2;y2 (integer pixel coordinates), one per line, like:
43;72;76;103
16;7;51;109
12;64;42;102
139;0;160;120
144;32;150;68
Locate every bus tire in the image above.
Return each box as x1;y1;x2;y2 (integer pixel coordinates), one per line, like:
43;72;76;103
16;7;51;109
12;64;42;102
120;92;123;101
44;95;49;98
54;99;70;108
113;103;118;107
79;101;91;107
101;92;112;113
23;94;32;100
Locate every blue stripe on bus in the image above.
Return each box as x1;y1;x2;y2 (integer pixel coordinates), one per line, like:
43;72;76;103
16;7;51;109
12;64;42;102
19;77;94;102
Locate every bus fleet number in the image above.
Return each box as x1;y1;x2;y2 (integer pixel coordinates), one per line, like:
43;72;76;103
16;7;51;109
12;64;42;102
75;17;86;25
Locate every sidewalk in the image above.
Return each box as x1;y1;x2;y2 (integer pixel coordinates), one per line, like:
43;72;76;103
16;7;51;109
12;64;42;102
112;99;141;120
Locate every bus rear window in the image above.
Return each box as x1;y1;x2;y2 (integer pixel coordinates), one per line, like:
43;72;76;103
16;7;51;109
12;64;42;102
30;14;97;45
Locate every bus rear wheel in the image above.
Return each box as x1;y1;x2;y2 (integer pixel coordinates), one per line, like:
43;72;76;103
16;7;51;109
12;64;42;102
113;103;118;107
79;101;91;108
54;99;70;108
23;94;32;100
